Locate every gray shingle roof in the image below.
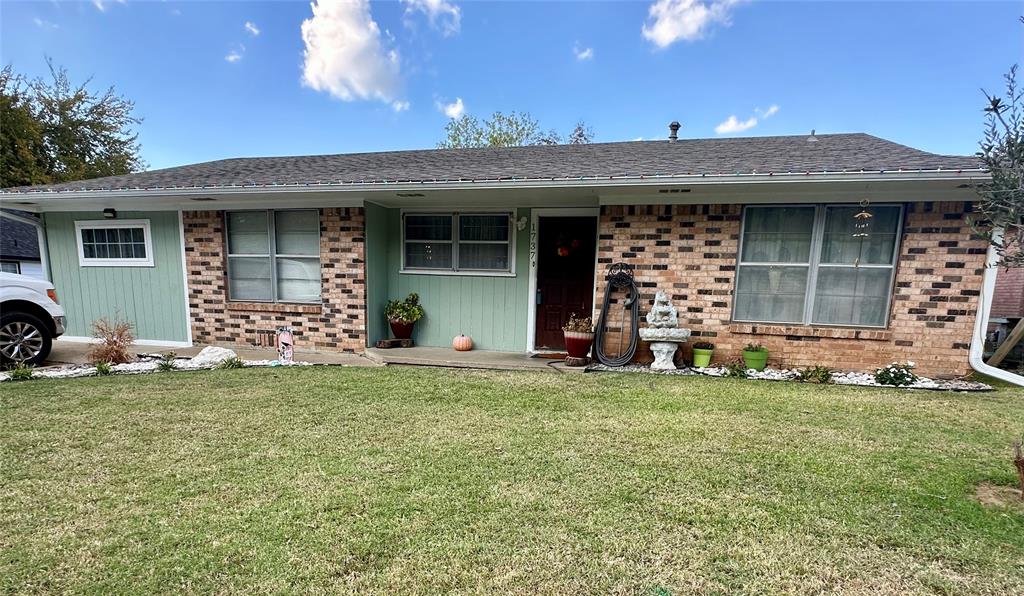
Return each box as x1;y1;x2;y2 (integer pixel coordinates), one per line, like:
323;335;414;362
0;211;41;260
1;133;982;195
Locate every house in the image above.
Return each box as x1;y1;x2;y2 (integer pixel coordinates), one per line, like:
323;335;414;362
0;210;45;278
0;130;991;377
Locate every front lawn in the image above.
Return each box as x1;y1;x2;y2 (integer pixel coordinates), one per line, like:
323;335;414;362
2;367;1023;593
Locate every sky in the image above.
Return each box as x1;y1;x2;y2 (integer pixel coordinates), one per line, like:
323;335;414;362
2;0;1022;171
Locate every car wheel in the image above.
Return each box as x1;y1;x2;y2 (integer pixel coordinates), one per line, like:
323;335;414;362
0;312;53;366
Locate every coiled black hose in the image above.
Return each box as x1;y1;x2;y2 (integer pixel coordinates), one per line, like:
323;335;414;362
593;263;640;366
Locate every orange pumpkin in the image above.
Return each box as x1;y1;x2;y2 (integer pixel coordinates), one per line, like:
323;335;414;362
452;334;473;351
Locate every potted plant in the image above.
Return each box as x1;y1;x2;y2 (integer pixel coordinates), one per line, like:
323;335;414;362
691;341;714;368
384;293;425;340
742;343;769;371
562;313;595;359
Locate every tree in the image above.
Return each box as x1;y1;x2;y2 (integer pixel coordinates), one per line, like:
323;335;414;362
438;111;593;149
0;60;144;188
974;18;1024;268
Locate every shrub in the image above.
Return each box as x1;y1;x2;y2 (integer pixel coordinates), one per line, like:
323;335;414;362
693;341;715;350
562;313;593;333
875;361;918;387
217;356;246;370
799;365;833;384
156;352;177;372
743;343;767;353
87;317;135;364
94;361;112;376
384;293;425;324
9;362;33;381
723;359;748;378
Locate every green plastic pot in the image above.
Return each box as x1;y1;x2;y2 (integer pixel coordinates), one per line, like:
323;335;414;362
692;348;714;368
742;349;769;371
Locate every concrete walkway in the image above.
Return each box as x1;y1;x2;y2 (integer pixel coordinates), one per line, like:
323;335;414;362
46;339;376;368
365;346;582;372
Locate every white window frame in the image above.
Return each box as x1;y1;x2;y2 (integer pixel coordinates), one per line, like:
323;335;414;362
75;219;154;267
732;203;904;329
225;209;322;304
400;210;516;277
0;261;21;274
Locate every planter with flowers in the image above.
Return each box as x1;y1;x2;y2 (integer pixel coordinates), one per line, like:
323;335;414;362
384;293;425;340
691;342;715;368
562;313;595;361
742;343;769;371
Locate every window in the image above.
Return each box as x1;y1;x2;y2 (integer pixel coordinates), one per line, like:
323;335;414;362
402;212;513;274
75;220;153;267
226;210;321;303
0;262;20;274
734;204;902;327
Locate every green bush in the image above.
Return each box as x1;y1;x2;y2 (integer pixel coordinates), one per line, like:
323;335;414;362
217;357;246;370
799;365;833;384
9;362;34;381
875;361;918;387
723;359;748;378
743;343;767;353
156;352;177;372
94;361;113;376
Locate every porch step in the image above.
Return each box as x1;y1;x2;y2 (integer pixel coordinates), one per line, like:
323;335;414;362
364;346;560;372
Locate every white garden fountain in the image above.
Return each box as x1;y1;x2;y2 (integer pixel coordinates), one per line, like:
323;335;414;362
638;291;691;370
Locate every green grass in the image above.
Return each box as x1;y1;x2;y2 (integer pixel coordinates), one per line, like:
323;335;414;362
2;367;1023;594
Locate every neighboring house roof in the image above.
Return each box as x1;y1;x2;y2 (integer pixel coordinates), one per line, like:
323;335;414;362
0;133;982;196
0;210;41;261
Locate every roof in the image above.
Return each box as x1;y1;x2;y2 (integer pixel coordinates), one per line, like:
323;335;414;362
0;133;982;196
0;211;41;261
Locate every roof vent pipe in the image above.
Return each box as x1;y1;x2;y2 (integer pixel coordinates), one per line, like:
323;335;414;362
668;121;681;142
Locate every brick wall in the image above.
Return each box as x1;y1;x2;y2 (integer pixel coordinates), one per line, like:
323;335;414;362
992;266;1024;318
183;208;366;353
594;202;986;378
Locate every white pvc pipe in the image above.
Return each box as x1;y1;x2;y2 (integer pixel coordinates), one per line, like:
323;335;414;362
969;228;1024;386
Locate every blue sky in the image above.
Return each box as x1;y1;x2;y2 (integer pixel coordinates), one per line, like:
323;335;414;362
2;1;1021;170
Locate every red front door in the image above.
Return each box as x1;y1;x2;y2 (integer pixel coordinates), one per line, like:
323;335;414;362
534;216;597;350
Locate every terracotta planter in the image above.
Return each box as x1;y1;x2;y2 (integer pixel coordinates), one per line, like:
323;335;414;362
563;331;595;359
742;349;769;371
390;320;415;340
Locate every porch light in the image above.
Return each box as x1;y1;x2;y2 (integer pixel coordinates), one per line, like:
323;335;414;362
103;208;117;219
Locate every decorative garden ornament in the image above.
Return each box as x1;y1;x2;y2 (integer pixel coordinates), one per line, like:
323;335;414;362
638;290;690;370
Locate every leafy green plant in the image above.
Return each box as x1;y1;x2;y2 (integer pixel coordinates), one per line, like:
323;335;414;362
875;361;918;387
723;359;748;378
9;362;34;381
384;293;425;324
693;341;715;350
799;365;833;384
94;361;112;376
156;352;177;372
743;343;767;353
217;356;246;370
562;313;593;333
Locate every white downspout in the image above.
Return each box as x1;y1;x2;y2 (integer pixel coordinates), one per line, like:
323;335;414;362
0;210;49;280
969;228;1024;386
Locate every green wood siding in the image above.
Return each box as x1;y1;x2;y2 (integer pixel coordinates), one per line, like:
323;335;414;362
376;207;530;351
43;211;189;343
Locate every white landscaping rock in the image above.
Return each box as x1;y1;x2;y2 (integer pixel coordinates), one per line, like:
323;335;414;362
187;346;238;368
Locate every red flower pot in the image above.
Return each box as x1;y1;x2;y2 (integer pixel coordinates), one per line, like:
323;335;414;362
563;331;595;359
390;320;414;340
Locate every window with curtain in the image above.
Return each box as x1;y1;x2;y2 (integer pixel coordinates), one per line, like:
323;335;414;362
403;212;512;273
226;210;321;303
734;204;902;327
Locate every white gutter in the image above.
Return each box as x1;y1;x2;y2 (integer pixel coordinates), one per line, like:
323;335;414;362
0;209;49;280
0;169;989;202
969;228;1024;386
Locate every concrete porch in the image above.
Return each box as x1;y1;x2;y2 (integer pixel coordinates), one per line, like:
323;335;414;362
365;346;579;372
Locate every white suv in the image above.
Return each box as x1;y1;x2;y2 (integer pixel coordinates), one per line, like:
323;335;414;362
0;272;66;365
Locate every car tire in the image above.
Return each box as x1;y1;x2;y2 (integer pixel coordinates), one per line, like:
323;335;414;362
0;311;53;366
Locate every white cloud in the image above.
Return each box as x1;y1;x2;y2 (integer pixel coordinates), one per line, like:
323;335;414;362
714;115;757;134
759;104;780;118
301;0;403;105
392;100;411;112
92;0;125;12
642;0;740;48
225;49;243;63
573;43;593;61
438;97;464;119
33;17;58;29
401;0;461;36
245;21;260;36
